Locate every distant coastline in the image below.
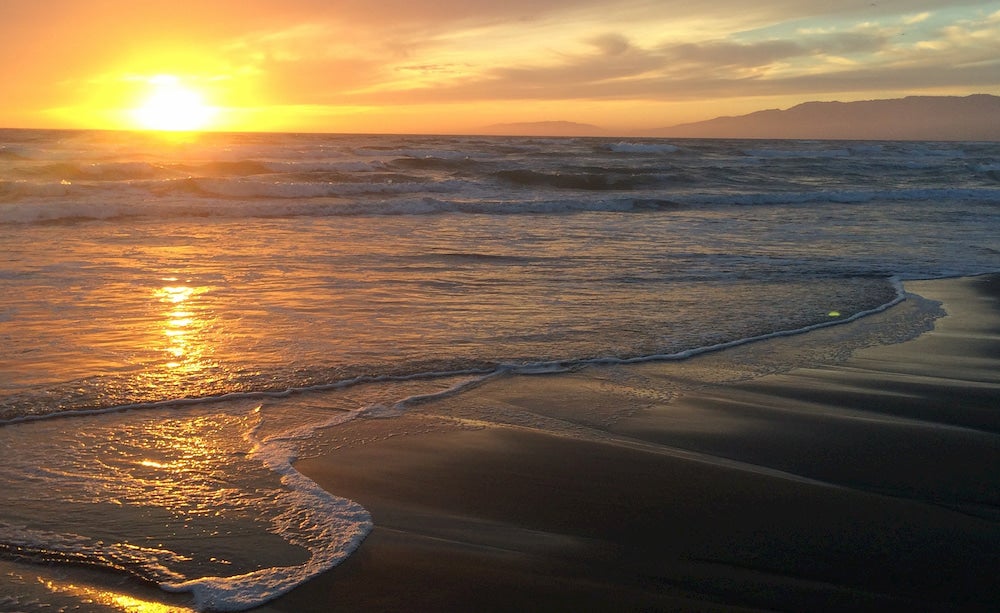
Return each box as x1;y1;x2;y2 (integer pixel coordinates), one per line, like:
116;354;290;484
478;95;1000;140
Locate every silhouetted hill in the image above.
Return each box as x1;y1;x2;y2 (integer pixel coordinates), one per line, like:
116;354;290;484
650;95;1000;141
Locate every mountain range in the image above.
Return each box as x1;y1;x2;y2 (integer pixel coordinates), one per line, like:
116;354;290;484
482;95;1000;140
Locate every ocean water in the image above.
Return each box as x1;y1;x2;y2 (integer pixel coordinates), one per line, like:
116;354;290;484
1;129;998;610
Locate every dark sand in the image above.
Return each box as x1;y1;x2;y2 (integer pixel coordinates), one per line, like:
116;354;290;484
266;276;1000;612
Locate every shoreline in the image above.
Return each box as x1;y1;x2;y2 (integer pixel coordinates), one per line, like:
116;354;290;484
0;274;907;427
265;275;1000;612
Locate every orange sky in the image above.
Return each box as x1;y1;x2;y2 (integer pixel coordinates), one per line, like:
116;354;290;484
2;0;998;134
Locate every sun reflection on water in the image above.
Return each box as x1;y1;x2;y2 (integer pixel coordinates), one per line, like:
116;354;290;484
41;578;196;612
147;279;215;390
113;408;269;519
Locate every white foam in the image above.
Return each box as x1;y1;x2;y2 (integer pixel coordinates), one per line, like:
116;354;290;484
161;413;371;611
363;278;913;418
359;370;506;418
0;194;668;224
4;181;997;225
599;276;909;365
0;401;373;612
0;522;189;583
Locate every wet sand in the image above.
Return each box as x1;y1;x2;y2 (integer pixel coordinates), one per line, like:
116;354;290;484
267;276;1000;612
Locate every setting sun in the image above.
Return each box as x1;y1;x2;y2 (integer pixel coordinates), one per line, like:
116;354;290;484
131;75;217;131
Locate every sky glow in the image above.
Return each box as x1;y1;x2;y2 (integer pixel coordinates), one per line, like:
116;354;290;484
1;0;998;133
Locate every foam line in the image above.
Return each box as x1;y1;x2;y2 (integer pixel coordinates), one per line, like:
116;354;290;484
0;275;929;429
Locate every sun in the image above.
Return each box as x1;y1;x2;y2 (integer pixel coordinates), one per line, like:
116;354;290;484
130;75;217;131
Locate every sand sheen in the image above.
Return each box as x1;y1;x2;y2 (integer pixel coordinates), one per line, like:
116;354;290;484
0;130;998;610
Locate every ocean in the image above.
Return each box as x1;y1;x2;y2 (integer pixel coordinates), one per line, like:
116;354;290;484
1;129;998;611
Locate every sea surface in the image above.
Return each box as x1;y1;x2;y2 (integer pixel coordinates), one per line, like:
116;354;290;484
1;130;998;610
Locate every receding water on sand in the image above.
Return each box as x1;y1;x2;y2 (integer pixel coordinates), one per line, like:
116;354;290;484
2;130;998;610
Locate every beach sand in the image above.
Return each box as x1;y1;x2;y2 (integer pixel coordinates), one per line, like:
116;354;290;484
265;276;1000;612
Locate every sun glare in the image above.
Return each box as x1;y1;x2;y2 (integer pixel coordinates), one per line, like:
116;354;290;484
131;75;217;131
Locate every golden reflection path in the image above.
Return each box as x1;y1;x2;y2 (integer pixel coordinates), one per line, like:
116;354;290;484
144;278;216;396
41;578;196;612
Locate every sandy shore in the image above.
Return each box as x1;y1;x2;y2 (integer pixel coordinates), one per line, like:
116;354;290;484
266;276;1000;612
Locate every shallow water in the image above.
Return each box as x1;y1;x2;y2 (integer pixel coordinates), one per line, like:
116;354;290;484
1;130;998;610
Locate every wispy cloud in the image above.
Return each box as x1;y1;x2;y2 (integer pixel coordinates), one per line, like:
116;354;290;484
314;0;1000;107
2;0;998;129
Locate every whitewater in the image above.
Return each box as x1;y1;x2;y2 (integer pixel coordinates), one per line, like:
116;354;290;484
1;129;998;610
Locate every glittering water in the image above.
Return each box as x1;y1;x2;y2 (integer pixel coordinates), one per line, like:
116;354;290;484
1;130;998;610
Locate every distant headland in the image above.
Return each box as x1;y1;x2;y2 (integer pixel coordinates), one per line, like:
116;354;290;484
481;95;1000;140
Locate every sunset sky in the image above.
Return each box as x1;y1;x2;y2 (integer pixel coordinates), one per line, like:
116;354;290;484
2;0;999;134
